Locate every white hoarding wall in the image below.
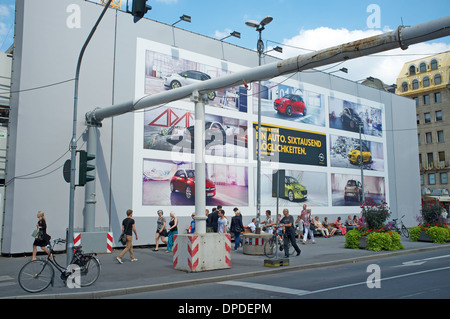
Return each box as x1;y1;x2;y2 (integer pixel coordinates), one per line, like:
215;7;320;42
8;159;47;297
2;0;420;254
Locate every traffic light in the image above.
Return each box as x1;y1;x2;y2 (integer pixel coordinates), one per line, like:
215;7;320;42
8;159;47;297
132;0;151;23
78;150;95;186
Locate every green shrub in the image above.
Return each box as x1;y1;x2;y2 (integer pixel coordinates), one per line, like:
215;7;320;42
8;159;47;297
426;226;450;244
409;226;421;242
366;232;404;251
344;229;362;249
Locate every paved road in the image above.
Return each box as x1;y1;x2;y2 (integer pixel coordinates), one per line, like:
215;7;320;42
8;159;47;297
1;235;449;300
107;248;450;299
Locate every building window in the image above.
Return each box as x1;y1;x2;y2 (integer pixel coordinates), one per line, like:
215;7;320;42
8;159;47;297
417;114;420;124
412;79;419;89
413;97;419;107
428;173;436;185
438;130;445;143
418;133;421;145
402;82;408;92
424;112;431;123
420;62;427;73
421;174;424;185
431;59;438;70
426;132;432;144
436;110;443;121
427;152;434;165
440;173;448;185
439;151;445;162
435;92;441;103
409;65;416;75
434;74;441;85
423;94;430;105
423;77;430;87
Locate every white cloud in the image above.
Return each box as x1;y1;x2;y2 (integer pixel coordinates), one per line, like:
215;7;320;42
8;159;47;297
278;27;450;85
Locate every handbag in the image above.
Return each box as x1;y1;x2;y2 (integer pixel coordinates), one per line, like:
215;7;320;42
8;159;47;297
119;233;127;245
31;228;40;238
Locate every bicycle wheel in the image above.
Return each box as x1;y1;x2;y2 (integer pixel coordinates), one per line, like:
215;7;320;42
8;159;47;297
264;238;276;258
74;256;101;287
18;260;54;293
401;225;410;238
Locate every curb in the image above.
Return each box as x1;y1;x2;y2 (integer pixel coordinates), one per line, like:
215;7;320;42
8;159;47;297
6;244;449;299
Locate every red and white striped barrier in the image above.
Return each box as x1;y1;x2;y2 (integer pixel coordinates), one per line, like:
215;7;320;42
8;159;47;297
73;233;81;247
244;236;265;246
107;232;113;253
173;233;231;272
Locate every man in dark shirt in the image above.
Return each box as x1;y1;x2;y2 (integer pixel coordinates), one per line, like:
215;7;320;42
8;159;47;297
280;208;301;258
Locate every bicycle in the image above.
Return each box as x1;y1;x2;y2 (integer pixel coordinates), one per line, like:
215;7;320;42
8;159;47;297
18;238;101;293
264;226;296;258
392;215;410;238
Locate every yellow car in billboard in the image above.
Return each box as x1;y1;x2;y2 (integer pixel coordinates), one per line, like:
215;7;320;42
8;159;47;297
348;146;372;164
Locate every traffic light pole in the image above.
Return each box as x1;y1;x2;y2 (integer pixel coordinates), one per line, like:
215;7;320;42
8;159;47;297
84;123;98;233
67;0;112;266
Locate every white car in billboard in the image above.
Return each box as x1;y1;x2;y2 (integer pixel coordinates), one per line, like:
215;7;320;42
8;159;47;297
164;70;216;100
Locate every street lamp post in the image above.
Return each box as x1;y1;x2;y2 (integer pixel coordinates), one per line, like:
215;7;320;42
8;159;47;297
245;16;273;232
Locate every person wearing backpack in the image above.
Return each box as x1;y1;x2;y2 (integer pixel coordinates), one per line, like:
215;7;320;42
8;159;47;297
116;209;138;264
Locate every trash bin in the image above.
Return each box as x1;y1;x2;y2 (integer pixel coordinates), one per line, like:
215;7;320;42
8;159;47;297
242;233;272;255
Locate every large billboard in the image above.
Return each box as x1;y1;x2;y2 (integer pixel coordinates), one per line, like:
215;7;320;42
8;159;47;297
133;38;388;217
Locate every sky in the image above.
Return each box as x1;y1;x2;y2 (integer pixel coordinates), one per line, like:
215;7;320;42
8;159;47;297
0;0;449;84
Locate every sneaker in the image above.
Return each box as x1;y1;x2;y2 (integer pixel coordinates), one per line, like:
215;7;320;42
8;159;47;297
131;258;138;262
296;251;301;256
116;257;123;264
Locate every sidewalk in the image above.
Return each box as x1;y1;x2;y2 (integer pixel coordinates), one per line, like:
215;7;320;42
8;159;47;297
1;235;449;299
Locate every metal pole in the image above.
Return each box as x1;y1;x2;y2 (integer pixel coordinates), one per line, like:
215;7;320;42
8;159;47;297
86;16;450;124
359;123;365;206
192;91;207;234
67;0;112;266
256;27;264;232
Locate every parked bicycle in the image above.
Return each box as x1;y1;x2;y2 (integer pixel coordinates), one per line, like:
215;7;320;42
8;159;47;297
264;226;296;258
392;215;409;238
18;238;101;293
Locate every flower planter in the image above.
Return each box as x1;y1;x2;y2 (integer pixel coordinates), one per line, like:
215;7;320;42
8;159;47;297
418;230;433;242
358;236;368;249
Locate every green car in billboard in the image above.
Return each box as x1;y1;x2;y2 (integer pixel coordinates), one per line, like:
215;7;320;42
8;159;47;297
285;176;307;202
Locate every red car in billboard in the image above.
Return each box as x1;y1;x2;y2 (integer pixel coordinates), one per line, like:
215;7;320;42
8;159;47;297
274;94;306;116
170;169;216;199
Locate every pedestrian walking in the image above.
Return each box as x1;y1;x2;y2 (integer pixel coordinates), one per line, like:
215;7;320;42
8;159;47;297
280;208;301;257
230;210;244;250
31;211;52;261
218;209;227;234
116;209;138;264
166;212;178;253
154;209;167;251
302;208;316;244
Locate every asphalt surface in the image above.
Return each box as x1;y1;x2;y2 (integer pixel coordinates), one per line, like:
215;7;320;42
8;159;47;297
0;234;448;299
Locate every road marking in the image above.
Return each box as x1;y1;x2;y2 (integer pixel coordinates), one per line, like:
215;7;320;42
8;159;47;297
219;280;311;296
0;275;16;287
220;266;450;297
398;254;450;267
0;275;14;281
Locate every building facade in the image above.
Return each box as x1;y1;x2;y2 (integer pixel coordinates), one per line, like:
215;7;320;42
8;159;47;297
396;51;450;203
1;0;421;254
